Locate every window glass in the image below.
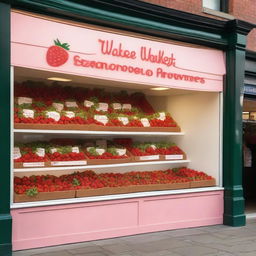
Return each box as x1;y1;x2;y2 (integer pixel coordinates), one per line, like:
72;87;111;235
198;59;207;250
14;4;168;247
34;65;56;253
203;0;221;11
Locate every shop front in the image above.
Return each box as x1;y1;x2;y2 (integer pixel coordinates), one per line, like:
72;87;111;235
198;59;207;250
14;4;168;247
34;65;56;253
0;1;254;254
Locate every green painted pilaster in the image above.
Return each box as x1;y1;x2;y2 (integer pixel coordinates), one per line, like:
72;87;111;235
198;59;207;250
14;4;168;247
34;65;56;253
223;29;247;226
0;2;12;255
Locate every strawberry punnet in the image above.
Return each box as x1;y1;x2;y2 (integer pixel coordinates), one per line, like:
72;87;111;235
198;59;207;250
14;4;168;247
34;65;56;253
14;142;48;163
46;39;70;67
128;141;184;156
46;145;86;161
84;146;128;159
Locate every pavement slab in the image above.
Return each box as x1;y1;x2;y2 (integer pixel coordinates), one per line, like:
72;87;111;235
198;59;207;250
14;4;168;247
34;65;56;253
130;251;182;256
13;220;256;256
67;245;108;255
172;245;219;256
29;251;73;256
237;253;256;256
100;243;132;255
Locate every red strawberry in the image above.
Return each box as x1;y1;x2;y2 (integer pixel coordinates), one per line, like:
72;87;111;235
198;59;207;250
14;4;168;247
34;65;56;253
46;39;70;67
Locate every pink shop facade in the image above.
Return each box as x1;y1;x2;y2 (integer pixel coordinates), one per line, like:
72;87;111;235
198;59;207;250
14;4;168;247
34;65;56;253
10;9;227;251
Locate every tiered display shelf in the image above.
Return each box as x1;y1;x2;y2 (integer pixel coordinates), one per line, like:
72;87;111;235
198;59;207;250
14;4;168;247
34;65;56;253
12;75;219;207
14;129;185;136
14;124;181;132
14;160;190;172
13;125;197;205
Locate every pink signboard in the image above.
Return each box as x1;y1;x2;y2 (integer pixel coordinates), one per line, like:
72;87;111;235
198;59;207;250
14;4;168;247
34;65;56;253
11;12;225;91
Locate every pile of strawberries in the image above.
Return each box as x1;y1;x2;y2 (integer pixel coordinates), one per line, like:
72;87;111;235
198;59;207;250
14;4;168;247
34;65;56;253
85;151;128;159
14;168;214;195
14;138;186;165
172;167;214;181
114;140;184;156
14;82;177;127
14;140;87;163
14;138;132;163
14;150;48;163
84;140;129;159
14;142;48;163
45;139;86;161
47;151;85;161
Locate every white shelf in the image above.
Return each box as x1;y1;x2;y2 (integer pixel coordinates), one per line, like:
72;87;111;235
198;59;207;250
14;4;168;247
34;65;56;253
243;120;256;124
13;159;190;172
246;213;256;219
11;186;223;209
14;129;185;136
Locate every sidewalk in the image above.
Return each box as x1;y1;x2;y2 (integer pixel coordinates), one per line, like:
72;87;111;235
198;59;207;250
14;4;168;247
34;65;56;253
13;219;256;256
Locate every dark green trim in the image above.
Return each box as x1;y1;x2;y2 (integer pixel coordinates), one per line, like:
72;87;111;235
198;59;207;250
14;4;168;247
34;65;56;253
246;50;256;61
245;51;256;77
223;32;247;226
0;2;12;255
0;214;12;256
245;71;256;77
0;243;12;256
5;1;254;47
7;0;231;48
227;19;255;36
8;1;254;48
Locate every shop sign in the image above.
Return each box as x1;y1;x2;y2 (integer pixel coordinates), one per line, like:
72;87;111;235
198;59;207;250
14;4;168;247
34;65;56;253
11;12;225;92
244;84;256;95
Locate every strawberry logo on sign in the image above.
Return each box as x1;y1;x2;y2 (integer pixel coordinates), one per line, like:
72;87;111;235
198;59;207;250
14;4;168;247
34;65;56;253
46;39;70;67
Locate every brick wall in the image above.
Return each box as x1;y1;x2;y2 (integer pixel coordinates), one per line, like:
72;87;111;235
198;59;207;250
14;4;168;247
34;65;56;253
141;0;256;51
247;29;256;52
142;0;203;15
230;0;256;51
142;0;256;23
230;0;256;24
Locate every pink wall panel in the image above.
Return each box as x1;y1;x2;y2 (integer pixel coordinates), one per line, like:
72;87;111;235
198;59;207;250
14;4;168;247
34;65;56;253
12;190;223;251
141;192;223;225
13;201;138;239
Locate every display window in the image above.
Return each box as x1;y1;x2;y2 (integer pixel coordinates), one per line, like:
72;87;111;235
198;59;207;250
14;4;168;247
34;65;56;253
10;11;225;250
